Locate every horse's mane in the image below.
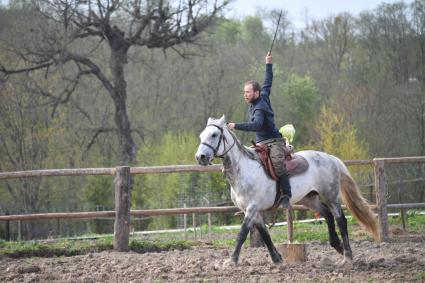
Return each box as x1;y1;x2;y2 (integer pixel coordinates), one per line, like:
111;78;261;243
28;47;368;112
225;127;258;161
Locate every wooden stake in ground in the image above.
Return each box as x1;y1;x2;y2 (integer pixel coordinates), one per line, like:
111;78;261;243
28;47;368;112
114;166;131;252
278;207;307;263
279;243;307;263
287;207;294;243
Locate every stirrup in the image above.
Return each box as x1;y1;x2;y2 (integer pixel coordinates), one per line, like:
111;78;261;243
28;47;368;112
279;195;291;209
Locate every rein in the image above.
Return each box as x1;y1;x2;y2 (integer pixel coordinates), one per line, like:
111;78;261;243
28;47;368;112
201;124;235;158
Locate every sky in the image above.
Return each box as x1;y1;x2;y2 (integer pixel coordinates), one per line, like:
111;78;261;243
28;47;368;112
227;0;413;28
0;0;413;28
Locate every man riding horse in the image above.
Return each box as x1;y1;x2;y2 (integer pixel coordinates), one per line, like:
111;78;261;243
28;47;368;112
227;52;291;209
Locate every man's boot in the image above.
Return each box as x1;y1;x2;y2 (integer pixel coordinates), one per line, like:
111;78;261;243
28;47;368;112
278;174;292;209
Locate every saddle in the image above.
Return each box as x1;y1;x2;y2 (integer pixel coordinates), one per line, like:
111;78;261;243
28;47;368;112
251;143;309;210
251;143;309;181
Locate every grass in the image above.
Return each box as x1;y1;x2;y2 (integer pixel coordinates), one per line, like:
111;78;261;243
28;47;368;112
129;239;198;253
1;212;423;258
0;236;197;258
387;210;425;232
0;236;114;258
210;216;371;247
205;212;425;247
417;271;425;281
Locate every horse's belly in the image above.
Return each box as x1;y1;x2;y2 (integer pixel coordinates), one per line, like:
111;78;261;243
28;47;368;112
289;154;332;202
230;181;276;212
291;180;319;203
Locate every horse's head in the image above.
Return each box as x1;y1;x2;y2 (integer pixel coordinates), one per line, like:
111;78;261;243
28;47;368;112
195;115;228;166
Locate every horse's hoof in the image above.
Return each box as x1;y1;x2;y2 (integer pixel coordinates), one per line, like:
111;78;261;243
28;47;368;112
223;258;237;268
272;254;283;264
338;257;353;268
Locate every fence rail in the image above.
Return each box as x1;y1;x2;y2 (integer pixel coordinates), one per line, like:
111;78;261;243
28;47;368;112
0;161;373;180
1;156;425;248
0;206;301;221
0;165;223;179
2;203;424;222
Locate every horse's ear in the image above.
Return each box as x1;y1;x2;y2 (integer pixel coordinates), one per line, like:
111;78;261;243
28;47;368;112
207;117;214;125
219;114;226;124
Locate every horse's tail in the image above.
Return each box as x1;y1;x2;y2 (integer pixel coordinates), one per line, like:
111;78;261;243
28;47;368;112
338;163;379;241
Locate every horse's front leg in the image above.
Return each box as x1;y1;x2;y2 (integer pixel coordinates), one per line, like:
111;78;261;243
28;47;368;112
230;206;257;265
254;217;282;263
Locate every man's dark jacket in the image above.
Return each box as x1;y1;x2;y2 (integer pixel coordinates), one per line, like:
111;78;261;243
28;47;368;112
235;64;281;143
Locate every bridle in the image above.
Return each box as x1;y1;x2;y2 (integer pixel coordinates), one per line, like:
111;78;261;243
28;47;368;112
201;124;235;158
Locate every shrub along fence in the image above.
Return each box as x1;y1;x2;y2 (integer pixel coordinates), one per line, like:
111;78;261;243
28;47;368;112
1;158;425;250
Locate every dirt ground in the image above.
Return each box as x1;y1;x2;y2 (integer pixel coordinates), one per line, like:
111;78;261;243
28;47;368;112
1;233;425;283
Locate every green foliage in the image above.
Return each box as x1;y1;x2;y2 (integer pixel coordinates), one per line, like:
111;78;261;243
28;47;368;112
138;132;200;166
80;176;114;234
135;132;229;229
310;106;369;160
241;16;265;42
216;18;241;43
279;72;319;145
82;176;114;208
0;70;83;218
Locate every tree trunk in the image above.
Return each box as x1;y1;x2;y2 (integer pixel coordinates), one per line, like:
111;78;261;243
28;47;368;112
108;40;134;250
109;44;136;165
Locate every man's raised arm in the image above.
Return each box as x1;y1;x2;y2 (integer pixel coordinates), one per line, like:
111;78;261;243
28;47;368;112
261;52;273;97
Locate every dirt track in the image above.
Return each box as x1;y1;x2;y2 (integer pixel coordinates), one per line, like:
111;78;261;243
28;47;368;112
1;234;425;283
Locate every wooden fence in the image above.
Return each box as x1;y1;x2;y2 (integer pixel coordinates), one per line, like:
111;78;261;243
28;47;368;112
1;157;425;249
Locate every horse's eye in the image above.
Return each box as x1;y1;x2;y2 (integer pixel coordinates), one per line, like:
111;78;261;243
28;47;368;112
212;133;218;138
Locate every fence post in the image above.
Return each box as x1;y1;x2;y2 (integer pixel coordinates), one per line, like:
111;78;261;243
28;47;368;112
5;210;10;241
114;166;131;251
183;203;187;240
208;213;212;240
192;213;197;240
373;159;390;242
287;208;294;243
397;181;407;231
17;220;22;241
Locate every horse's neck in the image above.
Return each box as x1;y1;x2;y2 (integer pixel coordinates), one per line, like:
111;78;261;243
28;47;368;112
222;130;255;181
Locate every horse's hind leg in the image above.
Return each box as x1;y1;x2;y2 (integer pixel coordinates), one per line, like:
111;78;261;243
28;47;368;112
253;215;282;263
299;193;343;255
328;203;352;261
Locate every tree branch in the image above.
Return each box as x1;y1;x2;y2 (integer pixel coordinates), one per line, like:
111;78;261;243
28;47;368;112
85;127;116;152
61;51;115;95
0;61;54;76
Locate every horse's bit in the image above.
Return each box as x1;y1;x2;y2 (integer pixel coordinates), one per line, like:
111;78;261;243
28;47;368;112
201;124;235;158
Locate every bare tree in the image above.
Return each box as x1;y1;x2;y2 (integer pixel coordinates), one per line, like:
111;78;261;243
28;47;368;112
0;0;229;165
305;12;354;74
0;76;50;239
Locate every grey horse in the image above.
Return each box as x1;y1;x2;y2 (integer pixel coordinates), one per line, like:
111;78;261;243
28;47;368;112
195;116;378;265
